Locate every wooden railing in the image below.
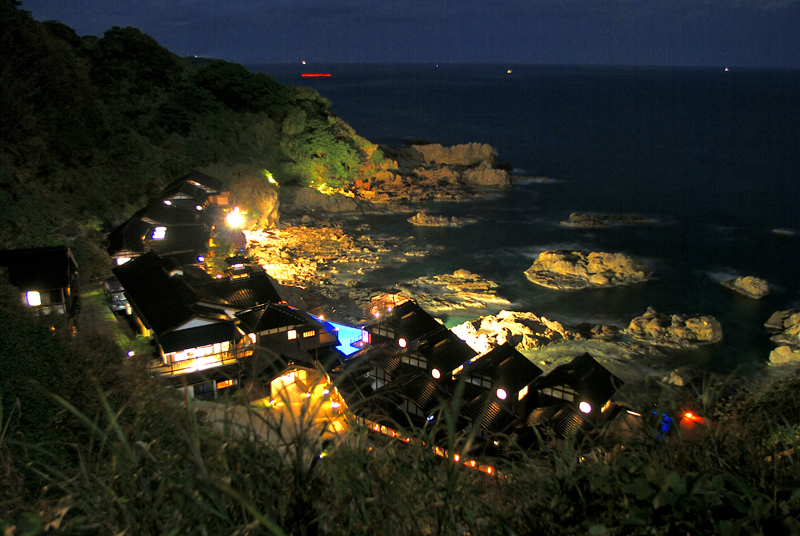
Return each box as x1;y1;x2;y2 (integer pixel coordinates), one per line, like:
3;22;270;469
148;349;251;376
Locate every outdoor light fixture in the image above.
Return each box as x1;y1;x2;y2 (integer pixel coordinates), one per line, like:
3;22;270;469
226;207;244;228
163;199;172;205
152;226;166;240
127;350;135;357
26;291;41;306
398;338;407;348
496;388;508;400
431;368;441;379
427;415;435;421
197;256;205;262
579;401;592;414
196;205;203;211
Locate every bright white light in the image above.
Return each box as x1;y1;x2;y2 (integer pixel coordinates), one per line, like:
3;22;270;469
152;226;166;240
126;350;135;357
26;291;41;306
579;401;592;414
496;388;508;400
398;338;407;348
163;199;172;205
196;205;203;211
431;368;441;379
427;415;435;421
226;207;244;228
116;257;131;265
197;256;205;262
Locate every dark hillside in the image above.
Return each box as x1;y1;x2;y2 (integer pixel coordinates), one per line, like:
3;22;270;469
0;0;373;278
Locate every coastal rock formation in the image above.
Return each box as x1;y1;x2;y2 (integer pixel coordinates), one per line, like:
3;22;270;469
402;143;499;167
560;213;650;228
280;186;361;214
524;250;653;290
769;346;800;365
350;143;513;204
397;269;511;312
721;276;770;299
452;310;580;354
407;212;478;227
625;307;723;346
764;309;800;346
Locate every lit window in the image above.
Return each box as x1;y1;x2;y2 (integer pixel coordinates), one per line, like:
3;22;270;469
152;226;167;240
116;257;131;265
217;379;234;389
496;388;508;400
302;330;315;338
26;291;41;306
287;330;297;340
518;385;529;401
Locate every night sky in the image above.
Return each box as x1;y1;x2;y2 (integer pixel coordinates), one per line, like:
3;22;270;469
21;0;800;68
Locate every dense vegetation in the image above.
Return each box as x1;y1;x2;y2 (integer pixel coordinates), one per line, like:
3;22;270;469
1;0;378;281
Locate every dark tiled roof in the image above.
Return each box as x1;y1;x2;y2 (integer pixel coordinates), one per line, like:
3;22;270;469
456;343;543;394
0;246;77;291
190;271;282;309
235;303;317;333
107;218;151;256
371;300;445;344
418;329;477;375
392;373;449;416
160;180;209;205
159;322;242;353
137;202;208;226
166;170;222;194
461;393;519;434
359;341;405;376
113;252;197;335
532;353;622;408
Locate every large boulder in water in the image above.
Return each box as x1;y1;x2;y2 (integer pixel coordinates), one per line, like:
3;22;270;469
524;250;653;290
404;143;498;166
625;307;723;346
451;310;580;354
721;276;770;299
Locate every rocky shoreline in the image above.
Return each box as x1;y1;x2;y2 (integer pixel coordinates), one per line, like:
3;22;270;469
248;141;798;386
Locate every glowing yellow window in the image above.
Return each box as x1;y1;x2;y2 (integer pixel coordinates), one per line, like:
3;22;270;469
287;330;297;340
518;385;529;401
302;330;316;338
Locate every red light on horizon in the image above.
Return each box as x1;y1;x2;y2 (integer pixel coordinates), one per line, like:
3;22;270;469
301;73;331;77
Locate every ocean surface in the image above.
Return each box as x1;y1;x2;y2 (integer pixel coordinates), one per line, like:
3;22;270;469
251;63;800;377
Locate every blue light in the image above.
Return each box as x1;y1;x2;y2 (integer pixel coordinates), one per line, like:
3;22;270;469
313;317;363;356
427;415;435;421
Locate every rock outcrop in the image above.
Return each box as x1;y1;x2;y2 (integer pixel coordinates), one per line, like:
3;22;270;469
452;310;580;354
397;269;511;312
524;250;653;290
407;212;478;227
764;310;800;364
350;143;514;204
560;213;650;228
625;307;723;347
280;187;362;215
721;276;770;299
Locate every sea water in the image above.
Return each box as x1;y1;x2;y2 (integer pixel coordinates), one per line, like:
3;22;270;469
250;63;800;376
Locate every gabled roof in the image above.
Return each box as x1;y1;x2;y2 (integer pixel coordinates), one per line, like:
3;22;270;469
456;343;543;395
165;170;222;195
113;252;197;335
532;353;622;408
235;303;319;334
159;322;243;353
418;328;478;376
461;393;519;434
392;373;450;416
0;246;77;291
371;300;445;344
359;341;405;376
190;270;282;310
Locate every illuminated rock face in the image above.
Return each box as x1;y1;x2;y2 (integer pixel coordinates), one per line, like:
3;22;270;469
452;310;580;354
523;250;653;290
625;307;723;346
407;212;478;227
721;276;770;299
404;143;498;166
764;310;800;364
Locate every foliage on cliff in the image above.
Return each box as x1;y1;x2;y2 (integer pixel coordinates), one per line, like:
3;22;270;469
0;1;371;254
